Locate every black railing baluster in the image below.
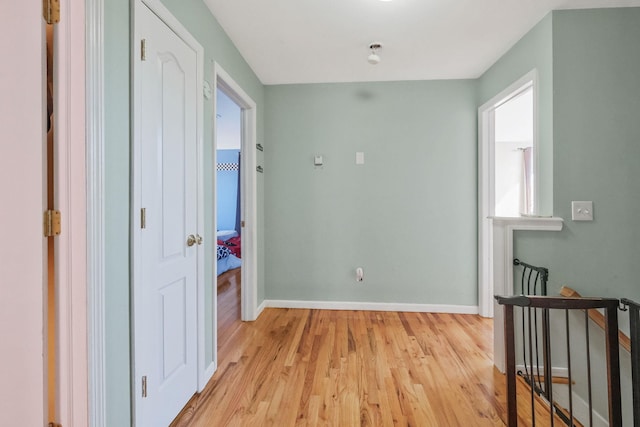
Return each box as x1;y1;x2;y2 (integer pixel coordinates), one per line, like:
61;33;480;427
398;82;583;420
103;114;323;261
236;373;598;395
604;304;622;426
542;305;552;418
543;306;554;427
504;303;518;426
534;303;542;392
622;298;640;427
585;311;593;427
565;309;574;426
528;305;536;426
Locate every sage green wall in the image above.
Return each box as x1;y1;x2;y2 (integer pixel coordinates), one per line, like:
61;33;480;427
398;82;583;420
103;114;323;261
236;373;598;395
264;81;477;306
491;8;640;422
477;13;554;216
104;0;265;423
104;1;131;426
513;7;640;302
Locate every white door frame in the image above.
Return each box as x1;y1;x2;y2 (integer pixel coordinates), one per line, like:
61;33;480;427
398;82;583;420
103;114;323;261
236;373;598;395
478;70;563;373
54;0;90;426
86;0;107;423
213;64;258;326
477;69;538;318
131;0;205;421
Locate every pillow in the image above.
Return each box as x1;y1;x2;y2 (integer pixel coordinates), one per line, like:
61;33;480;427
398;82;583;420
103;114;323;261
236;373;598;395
216;245;231;260
216;230;239;241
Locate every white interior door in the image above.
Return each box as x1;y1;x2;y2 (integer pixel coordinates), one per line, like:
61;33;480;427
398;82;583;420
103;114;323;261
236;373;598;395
134;2;200;426
0;3;46;426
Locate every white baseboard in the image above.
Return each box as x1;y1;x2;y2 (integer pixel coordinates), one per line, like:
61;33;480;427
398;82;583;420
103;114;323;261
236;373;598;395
515;365;568;378
513;365;608;427
200;361;216;393
256;300;266;317
262;299;479;314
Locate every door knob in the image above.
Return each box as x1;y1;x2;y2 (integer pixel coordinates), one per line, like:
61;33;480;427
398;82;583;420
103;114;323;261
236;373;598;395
186;234;197;247
196;234;203;245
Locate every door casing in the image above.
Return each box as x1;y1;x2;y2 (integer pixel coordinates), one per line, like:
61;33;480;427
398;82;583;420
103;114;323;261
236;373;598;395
478;70;539;373
209;63;259;377
477;69;539;319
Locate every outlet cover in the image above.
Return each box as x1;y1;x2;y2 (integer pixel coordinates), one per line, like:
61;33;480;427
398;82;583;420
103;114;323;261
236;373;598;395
571;201;593;221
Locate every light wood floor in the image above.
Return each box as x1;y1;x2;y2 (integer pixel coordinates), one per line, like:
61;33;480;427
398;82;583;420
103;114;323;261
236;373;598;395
173;277;514;426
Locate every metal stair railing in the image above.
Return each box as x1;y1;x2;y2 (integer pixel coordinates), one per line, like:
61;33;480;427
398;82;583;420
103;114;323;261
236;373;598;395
513;259;552;404
495;294;623;427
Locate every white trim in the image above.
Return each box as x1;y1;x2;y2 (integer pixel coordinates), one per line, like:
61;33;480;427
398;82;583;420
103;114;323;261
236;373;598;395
491;216;563;372
86;0;106;425
478;69;540;320
213;64;259;324
256;300;267;317
263;300;479;314
57;0;90;425
211;63;259;389
491;216;563;297
131;0;206;420
514;365;568;378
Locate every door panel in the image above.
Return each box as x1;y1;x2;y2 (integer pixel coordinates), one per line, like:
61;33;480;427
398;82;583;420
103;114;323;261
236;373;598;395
160;278;187;380
136;3;199;426
160;54;187;259
0;3;46;426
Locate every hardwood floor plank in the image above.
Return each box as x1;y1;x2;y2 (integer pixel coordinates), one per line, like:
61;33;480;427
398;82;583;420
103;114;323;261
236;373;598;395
177;279;518;426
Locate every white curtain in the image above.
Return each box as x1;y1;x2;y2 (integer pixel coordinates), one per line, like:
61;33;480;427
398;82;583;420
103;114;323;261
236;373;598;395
520;147;533;215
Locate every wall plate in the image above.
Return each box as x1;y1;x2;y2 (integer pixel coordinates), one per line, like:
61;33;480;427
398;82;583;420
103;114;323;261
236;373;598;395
571;201;593;221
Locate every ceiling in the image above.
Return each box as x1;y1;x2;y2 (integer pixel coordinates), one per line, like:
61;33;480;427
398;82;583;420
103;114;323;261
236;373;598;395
203;0;640;85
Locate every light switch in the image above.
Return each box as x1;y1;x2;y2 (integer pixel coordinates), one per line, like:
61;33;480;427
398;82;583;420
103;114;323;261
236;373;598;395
571;201;593;221
356;152;365;165
314;155;323;166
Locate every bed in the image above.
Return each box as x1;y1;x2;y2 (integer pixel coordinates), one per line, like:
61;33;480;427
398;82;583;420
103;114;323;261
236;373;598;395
216;231;242;277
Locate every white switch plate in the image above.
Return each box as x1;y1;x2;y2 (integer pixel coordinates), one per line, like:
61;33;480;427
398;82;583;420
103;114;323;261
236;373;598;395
356;152;364;165
571;201;593;221
314;155;323;166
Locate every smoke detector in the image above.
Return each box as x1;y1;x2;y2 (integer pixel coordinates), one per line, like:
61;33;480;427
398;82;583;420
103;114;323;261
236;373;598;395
368;43;382;65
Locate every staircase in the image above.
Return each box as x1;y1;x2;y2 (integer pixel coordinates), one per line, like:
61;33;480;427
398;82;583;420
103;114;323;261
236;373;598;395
495;260;640;426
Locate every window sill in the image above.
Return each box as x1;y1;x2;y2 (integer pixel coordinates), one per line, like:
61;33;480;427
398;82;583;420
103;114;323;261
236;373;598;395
490;216;564;231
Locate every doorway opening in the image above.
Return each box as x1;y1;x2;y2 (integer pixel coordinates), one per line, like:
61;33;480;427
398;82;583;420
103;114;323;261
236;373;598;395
478;70;538;319
212;64;258;370
215;87;243;346
494;84;535;218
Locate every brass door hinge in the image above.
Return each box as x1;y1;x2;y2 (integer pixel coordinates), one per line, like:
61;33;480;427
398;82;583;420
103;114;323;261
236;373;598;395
48;423;62;427
141;39;147;61
142;376;148;398
43;0;60;24
44;210;61;237
141;208;146;229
